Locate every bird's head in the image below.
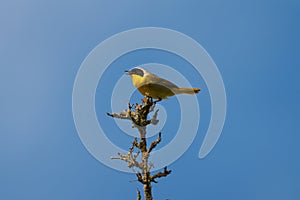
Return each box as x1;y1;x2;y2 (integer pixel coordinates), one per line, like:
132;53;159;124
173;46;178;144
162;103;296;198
125;67;148;77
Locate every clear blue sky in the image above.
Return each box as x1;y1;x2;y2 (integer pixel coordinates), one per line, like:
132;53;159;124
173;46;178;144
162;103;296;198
1;0;299;199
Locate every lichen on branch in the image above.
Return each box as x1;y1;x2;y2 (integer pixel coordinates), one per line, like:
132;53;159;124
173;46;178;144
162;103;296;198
107;95;171;200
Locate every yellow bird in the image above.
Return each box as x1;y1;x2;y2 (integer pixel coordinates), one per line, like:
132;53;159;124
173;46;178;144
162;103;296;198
125;67;200;99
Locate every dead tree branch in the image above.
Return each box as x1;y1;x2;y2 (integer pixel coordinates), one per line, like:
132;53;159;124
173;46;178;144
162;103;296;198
150;167;172;183
108;96;171;200
136;188;141;200
148;132;162;153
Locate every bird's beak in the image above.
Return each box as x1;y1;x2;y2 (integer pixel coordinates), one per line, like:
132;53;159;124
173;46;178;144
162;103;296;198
125;70;130;75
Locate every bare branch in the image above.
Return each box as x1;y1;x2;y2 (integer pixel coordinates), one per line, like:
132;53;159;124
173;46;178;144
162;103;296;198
150;109;159;125
110;138;142;169
106;110;132;120
111;152;141;169
136;188;141;200
148;132;162;153
109;96;172;200
136;172;144;184
150;166;172;183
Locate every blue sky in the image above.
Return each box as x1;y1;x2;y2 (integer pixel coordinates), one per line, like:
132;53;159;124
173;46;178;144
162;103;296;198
1;0;300;199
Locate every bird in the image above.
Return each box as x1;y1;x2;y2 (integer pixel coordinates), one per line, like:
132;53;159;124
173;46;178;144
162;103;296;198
125;67;200;99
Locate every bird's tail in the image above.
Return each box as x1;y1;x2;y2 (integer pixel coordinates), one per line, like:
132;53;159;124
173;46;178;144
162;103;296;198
174;88;201;95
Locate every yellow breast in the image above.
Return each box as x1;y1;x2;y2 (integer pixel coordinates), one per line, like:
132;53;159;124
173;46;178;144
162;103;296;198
130;74;145;88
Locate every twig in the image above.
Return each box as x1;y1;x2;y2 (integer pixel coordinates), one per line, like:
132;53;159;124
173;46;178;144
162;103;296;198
150;167;172;183
108;96;171;200
148;132;162;153
110;138;142;169
136;188;141;200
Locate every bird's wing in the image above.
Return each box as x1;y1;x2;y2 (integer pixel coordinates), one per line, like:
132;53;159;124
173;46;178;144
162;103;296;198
147;74;179;90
